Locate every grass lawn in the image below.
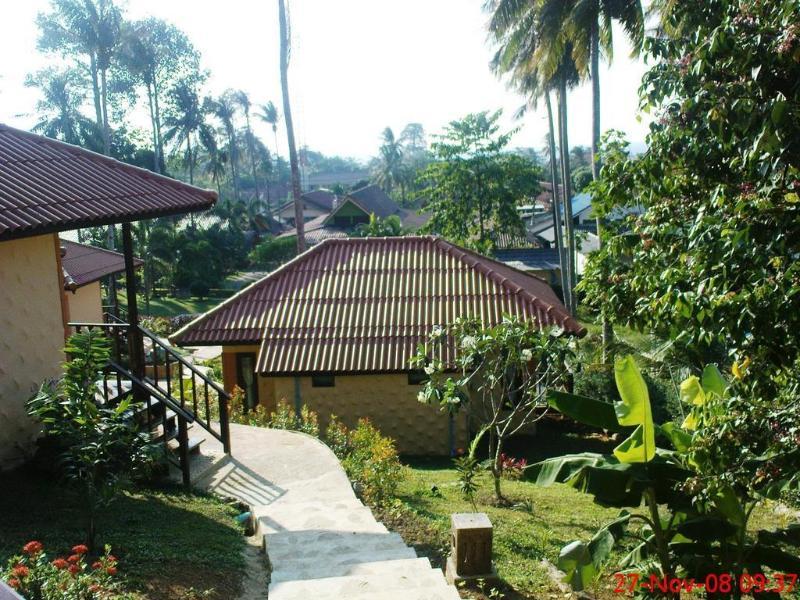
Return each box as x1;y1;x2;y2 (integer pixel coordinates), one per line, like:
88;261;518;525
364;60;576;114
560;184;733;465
0;470;247;600
137;295;227;318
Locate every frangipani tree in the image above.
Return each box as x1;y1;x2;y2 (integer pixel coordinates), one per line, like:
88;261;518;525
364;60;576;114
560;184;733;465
412;315;575;502
531;356;800;595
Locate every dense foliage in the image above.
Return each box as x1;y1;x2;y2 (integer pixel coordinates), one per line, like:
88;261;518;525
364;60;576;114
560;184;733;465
534;357;800;595
581;0;800;396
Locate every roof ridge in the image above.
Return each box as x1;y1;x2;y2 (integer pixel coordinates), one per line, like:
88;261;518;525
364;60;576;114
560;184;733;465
432;236;566;322
0;123;217;201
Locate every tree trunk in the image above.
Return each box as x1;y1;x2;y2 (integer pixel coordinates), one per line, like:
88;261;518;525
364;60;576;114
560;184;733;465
153;76;164;173
279;0;306;253
558;77;576;315
229;127;241;204
146;83;160;173
590;16;613;360
100;68;111;156
545;91;570;303
89;55;103;137
187;137;196;229
245;115;261;205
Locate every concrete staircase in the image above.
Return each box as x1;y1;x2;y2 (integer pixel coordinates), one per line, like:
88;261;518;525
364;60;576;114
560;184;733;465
193;425;460;600
258;499;459;600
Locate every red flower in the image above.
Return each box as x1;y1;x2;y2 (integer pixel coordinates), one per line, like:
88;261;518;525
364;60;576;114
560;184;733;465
23;541;43;555
7;579;20;589
92;562;103;570
71;545;89;556
89;584;103;593
105;566;117;576
68;564;81;575
52;558;69;570
67;554;81;564
12;566;29;578
107;555;117;563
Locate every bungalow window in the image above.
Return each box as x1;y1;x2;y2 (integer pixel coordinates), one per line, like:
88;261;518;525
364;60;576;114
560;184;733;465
407;371;429;385
311;373;335;387
236;353;259;410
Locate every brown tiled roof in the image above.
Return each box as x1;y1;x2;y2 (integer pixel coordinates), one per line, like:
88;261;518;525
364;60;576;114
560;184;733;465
61;239;142;289
172;236;585;374
341;184;398;219
0;124;217;241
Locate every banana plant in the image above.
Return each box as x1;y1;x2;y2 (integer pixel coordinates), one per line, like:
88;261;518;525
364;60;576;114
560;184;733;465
527;355;800;596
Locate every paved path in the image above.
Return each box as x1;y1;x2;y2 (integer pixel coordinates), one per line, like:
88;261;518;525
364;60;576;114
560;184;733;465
194;424;460;600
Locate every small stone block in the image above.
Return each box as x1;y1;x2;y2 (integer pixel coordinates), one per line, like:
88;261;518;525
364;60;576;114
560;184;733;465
448;512;494;577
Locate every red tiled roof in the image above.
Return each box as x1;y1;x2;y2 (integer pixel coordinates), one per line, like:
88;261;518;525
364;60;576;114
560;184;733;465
172;236;585;374
0;124;217;241
61;239;142;289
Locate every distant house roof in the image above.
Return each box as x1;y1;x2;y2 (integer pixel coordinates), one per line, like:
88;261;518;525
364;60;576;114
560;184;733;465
344;184;399;219
494;248;562;273
0;124;217;242
277;189;337;216
60;239;143;290
172;236;585;374
570;193;592;217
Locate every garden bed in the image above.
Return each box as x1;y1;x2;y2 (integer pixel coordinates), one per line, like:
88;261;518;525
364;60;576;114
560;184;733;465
0;470;247;600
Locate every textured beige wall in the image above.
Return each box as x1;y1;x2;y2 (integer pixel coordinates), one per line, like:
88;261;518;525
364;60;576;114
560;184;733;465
269;374;467;456
67;281;103;325
0;235;66;469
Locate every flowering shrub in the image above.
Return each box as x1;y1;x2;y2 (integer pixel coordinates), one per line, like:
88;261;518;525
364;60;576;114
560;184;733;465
228;386;271;427
266;400;319;437
2;541;124;599
329;418;404;507
498;453;527;480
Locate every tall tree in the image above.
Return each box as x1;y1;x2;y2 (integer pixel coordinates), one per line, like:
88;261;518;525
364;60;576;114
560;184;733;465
233;90;262;206
278;0;305;253
210;91;241;204
486;0;580;313
119;17;200;173
37;0;124;156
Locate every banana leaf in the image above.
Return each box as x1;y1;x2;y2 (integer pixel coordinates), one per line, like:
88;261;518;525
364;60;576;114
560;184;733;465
614;356;656;462
546;390;625;431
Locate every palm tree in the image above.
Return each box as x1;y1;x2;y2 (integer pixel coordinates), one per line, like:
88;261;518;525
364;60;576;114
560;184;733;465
278;0;306;253
257;101;280;158
373;127;408;201
26;68;101;148
209;92;241;204
487;0;580;314
198;126;228;197
234;90;263;206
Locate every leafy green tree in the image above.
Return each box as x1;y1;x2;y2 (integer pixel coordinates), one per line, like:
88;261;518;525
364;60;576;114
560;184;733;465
580;0;800;398
418;111;541;250
207;91;241;203
27;331;156;549
118;17;200;173
372;127;408;201
233;90;264;205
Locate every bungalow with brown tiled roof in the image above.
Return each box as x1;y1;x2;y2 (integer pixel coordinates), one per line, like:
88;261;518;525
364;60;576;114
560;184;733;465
60;240;143;325
0;123;217;470
172;236;584;455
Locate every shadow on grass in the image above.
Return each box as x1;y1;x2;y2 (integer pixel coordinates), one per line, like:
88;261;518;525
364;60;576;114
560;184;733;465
0;469;246;600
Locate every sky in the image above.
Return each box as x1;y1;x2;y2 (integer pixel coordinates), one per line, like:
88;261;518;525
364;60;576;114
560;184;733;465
0;0;652;161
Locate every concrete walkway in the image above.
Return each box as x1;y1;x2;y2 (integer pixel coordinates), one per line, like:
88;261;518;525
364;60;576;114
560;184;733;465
194;424;460;600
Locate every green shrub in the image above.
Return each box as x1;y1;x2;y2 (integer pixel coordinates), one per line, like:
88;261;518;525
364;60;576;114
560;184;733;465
228;386;270;427
329;418;403;507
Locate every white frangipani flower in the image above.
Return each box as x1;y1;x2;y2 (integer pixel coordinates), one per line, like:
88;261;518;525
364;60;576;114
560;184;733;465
424;363;436;375
521;348;533;362
461;335;477;350
417;390;427;403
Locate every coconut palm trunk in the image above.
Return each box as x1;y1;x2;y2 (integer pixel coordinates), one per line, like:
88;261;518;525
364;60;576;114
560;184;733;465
558;76;576;315
278;0;306;253
545;91;570;304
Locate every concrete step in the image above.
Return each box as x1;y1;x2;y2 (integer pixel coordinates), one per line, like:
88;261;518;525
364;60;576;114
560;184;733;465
256;505;387;535
266;531;406;560
270;581;460;600
269;560;451;599
269;546;418;583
